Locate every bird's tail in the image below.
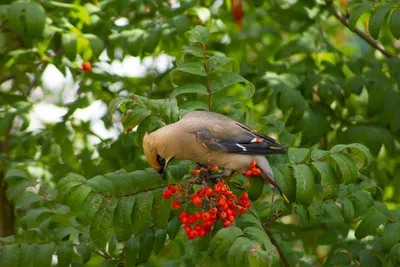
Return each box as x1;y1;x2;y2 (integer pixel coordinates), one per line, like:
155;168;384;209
257;158;289;203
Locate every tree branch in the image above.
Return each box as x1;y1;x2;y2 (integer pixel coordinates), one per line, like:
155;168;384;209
264;211;290;267
331;4;395;58
202;44;212;111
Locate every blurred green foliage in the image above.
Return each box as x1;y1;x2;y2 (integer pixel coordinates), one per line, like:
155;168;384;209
1;0;400;266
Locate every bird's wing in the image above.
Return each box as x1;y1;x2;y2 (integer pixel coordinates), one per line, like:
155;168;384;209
196;122;287;155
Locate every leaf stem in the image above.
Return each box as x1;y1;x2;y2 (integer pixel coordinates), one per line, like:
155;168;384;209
331;3;395;58
263;211;290;267
201;44;212;111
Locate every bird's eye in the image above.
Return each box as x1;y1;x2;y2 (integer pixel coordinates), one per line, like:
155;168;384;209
157;154;165;166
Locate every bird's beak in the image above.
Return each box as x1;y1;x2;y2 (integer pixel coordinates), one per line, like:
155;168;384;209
158;158;170;180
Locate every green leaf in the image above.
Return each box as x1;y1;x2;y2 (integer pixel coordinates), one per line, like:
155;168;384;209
293;164;315;206
113;196;135;242
208;56;239;73
227;237;252;267
153;228;167;254
348;4;372;31
14;191;42;209
88;175;116;196
390;8;400;39
0;244;19;267
67;185;92;211
61;33;78;61
210;72;255;98
247;242;271;267
173;61;206;76
340;197;355;222
104;170;135;196
125;236;140;266
345;75;365;95
183;45;204;57
330;154;358;184
330;143;372;169
76;233;92;263
383;222;400;251
131;191;154;235
57;242;73;267
272;164;296;202
57;173;87;189
33;243;55;267
137;230;154;263
4;168;30;182
8;1;46;38
209;227;243;259
311;149;330;161
185;25;209;44
355;212;388;239
312;162;338;199
169;83;208;99
288;147;310;164
83;33;104;57
90;198;118;248
136;116;166;146
323;200;345;227
108;97;132;123
152;188;171;229
142;27;161;54
247;176;264;201
243;227;269;244
369;4;392;39
166;217;181;240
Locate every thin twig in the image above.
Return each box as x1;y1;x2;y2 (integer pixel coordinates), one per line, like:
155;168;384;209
202;44;212;111
331;3;395;58
264;211;290;267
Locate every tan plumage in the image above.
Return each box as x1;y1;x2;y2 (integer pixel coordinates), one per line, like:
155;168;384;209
143;111;288;202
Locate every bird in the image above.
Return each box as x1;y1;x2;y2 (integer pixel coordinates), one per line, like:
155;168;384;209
143;111;289;202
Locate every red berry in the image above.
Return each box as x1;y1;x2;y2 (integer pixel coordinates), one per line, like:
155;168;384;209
180;211;187;219
193;169;201;175
210;207;218;214
252;168;261;176
188;215;197;224
82;61;92;72
241;192;249;200
181;216;189;224
250;160;257;169
163;189;172;199
195;211;203;220
195;223;204;231
219;211;227;219
210;165;219;172
184;225;192;232
189;230;199;239
232;209;238;217
223;220;231;227
244;170;252;178
214;184;222;194
204;219;214;227
172;200;181;210
205;187;213;196
245;182;250;188
228;215;235;222
192;195;202;206
199;228;206;237
202;212;211;221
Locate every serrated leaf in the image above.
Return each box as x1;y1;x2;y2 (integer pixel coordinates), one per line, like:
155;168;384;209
33;243;55;267
131;191;153;235
4;169;31;182
209;227;243;259
174;61;206;76
185;25;209;44
210;72;255;98
67;185;92;211
293;164;315;207
247;242;270;267
348;4;372;31
57;173;87;189
88;175;116;196
382;222;400;251
369;4;392;39
208;56;239;73
108;97;132;122
183;45;204;57
153;228;167;254
288;147;310;164
0;244;19;267
90;198;118;248
323;200;345;227
14;191;42;209
330;154;358;184
340;197;355;222
273;164;295;202
227;237;252;267
104;170;135;196
138;230;154;263
312;162;338;199
57;241;73;267
235;212;263;230
169;83;208;99
167;217;181;240
113;196;135;242
330;143;372;169
125;236;140;266
152;188;171;229
243;227;269;244
390;8;400;39
355;212;387;239
311;149;330;161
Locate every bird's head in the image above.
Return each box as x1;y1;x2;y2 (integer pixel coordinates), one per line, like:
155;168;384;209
143;132;171;180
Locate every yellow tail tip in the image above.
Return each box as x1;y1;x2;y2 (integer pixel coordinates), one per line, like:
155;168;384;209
281;193;289;203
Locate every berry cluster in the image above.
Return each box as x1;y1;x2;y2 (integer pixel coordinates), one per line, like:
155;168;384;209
243;160;261;178
163;179;251;240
